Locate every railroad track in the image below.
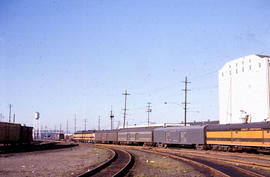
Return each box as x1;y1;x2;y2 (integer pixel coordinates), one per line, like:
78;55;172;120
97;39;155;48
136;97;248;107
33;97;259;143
139;147;266;177
169;147;270;164
78;148;134;177
154;148;270;171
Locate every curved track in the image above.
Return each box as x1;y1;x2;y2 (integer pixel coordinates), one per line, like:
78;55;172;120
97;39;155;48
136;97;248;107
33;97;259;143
78;148;134;177
141;148;267;177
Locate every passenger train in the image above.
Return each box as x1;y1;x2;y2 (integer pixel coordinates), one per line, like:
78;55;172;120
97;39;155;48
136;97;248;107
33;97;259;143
73;122;270;151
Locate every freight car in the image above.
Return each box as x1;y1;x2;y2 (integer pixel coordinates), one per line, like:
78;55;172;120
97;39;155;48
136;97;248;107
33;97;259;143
154;126;206;149
118;127;158;145
0;122;33;145
95;130;118;144
20;125;33;144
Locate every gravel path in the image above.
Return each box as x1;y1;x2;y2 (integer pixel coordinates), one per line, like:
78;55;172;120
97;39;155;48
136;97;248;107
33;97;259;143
127;149;206;177
0;144;111;177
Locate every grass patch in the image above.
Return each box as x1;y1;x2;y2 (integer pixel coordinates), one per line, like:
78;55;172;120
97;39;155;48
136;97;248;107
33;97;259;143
139;156;191;174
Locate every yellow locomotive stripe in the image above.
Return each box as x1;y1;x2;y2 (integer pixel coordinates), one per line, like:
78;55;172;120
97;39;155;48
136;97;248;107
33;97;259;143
206;131;231;138
206;140;270;147
264;130;270;138
207;130;263;139
232;131;262;138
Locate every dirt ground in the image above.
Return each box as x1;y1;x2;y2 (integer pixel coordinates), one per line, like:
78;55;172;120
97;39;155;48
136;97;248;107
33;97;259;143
126;149;206;177
0;144;111;177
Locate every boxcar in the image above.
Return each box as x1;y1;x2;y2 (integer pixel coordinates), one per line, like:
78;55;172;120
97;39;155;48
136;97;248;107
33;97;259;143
206;122;270;151
20;125;33;143
0;122;21;144
95;130;118;144
154;126;206;148
118;127;158;145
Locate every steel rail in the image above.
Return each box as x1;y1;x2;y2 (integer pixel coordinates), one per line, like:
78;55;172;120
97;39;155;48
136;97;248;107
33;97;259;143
78;148;116;177
151;148;267;177
78;147;133;177
157;148;270;170
138;148;230;177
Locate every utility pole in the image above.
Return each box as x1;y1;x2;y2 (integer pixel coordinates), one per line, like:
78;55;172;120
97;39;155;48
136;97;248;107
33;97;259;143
8;104;12;123
13;113;15;123
110;106;114;130
84;119;87;131
122;90;130;128
66;120;69;134
74;114;77;133
45;125;47;139
146;102;152;127
0;113;3;121
182;76;191;126
98;116;101;130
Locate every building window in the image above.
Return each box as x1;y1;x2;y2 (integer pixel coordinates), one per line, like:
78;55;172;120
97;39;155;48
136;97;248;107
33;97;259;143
222;72;224;77
236;63;238;67
249;65;251;70
249;59;251;63
259;63;261;68
229;71;231;75
229;65;231;68
242;67;244;72
242;61;244;64
236;69;238;74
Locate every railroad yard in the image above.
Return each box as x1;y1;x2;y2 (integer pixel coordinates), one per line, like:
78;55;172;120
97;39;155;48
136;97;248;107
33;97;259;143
1;143;270;177
0;143;110;177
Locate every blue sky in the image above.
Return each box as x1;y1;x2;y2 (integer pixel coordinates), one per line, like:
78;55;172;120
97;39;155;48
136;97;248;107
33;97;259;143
0;0;269;131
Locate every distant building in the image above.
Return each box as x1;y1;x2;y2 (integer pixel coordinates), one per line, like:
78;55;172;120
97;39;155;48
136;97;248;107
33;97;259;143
118;123;188;129
189;120;219;126
219;54;270;124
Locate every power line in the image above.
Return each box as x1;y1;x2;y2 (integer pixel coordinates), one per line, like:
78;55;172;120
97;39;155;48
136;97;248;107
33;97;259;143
122;90;130;129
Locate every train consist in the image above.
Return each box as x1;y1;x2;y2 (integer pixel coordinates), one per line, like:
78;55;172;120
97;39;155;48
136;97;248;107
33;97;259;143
74;122;270;151
0;122;33;145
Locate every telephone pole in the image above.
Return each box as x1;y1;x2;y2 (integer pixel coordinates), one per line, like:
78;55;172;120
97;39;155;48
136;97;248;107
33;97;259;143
8;104;12;123
122;90;130;128
66;120;69;134
110;106;114;130
98;116;101;130
74;114;77;133
182;76;191;126
84;119;87;131
13;113;15;123
146;102;152;127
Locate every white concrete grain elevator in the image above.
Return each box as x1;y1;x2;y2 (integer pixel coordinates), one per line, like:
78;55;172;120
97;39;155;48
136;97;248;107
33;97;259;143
219;54;270;124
